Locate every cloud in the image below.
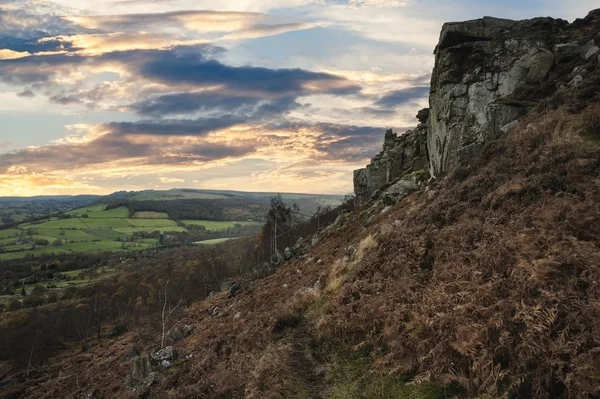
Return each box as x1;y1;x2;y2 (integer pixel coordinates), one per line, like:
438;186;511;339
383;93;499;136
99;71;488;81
133;47;360;95
158;176;185;183
375;85;429;108
66;10;264;33
0;49;30;60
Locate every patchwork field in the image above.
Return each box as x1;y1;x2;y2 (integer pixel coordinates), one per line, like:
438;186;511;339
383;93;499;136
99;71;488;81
182;220;262;230
0;204;186;260
132;211;170;219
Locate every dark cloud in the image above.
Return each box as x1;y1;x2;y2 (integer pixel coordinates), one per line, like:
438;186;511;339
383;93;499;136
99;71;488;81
49;94;84;105
375;86;430;108
0;3;86;39
0;36;74;53
107;116;245;137
131;92;301;117
0;128;257;173
17;89;35;98
135;47;359;95
0;45;358;100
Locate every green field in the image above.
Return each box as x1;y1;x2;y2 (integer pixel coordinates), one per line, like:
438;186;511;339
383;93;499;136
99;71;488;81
66;205;130;218
0;229;21;239
182;220;261;230
0;203;186;260
193;237;239;245
133;211;170;219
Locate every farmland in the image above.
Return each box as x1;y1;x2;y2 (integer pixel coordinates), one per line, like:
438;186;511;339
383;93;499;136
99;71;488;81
0;204;186;261
182;220;262;230
0;203;266;260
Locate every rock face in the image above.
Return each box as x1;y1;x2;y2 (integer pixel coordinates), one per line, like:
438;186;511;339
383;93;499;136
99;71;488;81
353;114;430;205
354;10;600;204
428;16;567;175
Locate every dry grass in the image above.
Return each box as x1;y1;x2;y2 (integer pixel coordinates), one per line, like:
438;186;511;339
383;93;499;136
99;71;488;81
4;103;600;398
582;103;600;138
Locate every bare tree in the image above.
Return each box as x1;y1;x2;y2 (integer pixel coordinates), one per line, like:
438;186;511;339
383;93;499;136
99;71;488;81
160;279;183;348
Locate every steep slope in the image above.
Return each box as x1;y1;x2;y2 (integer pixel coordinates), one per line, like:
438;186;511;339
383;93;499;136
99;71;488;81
3;10;600;399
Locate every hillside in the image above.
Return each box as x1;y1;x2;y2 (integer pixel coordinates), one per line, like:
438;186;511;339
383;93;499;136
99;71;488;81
1;9;600;399
0;190;342;261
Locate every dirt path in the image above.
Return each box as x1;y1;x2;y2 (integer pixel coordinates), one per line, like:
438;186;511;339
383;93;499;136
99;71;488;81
288;330;325;398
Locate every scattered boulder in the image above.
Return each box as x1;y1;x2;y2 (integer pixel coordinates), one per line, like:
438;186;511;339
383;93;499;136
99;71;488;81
554;42;582;62
227;283;241;298
130;355;151;382
166;324;193;341
151;346;176;362
283;247;293;260
569;75;584;88
182;325;193;336
161;360;172;369
381;172;426;205
582;40;599;60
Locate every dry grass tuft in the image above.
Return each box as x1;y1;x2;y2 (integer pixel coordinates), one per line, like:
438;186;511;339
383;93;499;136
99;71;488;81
582;103;600;138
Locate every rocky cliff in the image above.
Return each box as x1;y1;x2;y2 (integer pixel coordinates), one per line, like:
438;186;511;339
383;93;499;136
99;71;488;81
355;10;600;204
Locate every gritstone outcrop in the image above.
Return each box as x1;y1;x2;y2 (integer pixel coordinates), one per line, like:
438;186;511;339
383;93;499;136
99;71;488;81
354;10;600;204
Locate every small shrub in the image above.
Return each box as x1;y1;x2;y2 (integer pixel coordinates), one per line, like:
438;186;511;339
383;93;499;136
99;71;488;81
582;103;600;138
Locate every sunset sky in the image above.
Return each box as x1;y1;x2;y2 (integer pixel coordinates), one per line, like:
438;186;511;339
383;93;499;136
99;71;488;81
0;0;595;196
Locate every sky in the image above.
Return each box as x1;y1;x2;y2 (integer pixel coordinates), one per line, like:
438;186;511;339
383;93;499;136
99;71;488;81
0;0;597;196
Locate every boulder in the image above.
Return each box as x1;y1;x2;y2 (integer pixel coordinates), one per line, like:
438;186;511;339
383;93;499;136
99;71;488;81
130;355;151;382
283;247;292;260
166;325;193;343
554;42;582;61
569;75;584;88
582;40;599;60
166;327;184;343
227;283;241;298
381;173;423;205
151;346;176;362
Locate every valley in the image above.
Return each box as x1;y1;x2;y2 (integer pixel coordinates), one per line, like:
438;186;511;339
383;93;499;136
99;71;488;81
0;189;342;261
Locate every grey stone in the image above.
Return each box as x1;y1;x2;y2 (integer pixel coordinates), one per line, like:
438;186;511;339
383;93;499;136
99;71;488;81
582;40;599;60
283;247;292;260
569;75;583;88
354;124;429;205
381;174;423;205
151;346;176;362
500;119;519;133
130;355;151;382
166;327;184;343
182;325;193;336
416;108;430;123
143;372;157;388
521;48;555;83
227;283;241;298
161;360;172;368
428;17;563;176
554;42;582;61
